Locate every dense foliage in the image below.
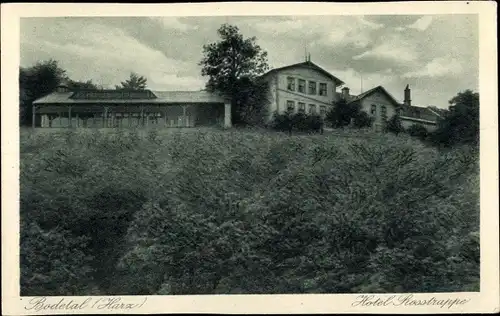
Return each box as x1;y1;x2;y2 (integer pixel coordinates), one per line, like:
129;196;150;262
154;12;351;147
324;99;374;129
352;111;374;128
115;72;148;90
199;24;270;125
20;59;99;126
385;115;405;135
407;124;429;140
271;111;323;134
20;128;479;295
19;60;66;126
430;90;479;147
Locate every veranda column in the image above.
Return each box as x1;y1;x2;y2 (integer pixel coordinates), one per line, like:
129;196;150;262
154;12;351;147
103;106;108;128
164;108;168;127
32;105;36;128
140;106;144;128
182;105;187;127
224;101;232;128
68;105;72;128
76;113;79;128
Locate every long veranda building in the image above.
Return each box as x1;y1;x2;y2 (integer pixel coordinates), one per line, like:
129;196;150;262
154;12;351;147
32;84;232;128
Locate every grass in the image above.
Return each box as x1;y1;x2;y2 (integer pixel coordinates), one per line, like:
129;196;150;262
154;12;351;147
19;127;480;295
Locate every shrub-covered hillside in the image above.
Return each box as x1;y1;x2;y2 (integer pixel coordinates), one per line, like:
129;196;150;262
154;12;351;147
20;128;479;295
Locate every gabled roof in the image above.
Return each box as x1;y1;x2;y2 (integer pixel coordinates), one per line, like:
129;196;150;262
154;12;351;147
348;85;401;107
261;61;345;85
400;105;441;123
33;90;226;105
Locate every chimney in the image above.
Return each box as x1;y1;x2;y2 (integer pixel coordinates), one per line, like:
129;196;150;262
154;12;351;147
404;84;411;106
341;86;350;100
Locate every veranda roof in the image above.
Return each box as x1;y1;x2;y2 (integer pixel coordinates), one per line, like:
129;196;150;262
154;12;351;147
33;90;226;105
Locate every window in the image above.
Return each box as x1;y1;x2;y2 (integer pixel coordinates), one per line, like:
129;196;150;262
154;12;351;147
319;83;327;96
320;105;327;116
381;105;387;120
309;104;316;114
298;79;306;93
287;77;296;91
370;104;377;115
415;109;421;118
309;81;317;95
286;100;295;112
298;102;306;113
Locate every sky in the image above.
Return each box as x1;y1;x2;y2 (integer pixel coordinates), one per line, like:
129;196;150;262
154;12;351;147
20;14;478;108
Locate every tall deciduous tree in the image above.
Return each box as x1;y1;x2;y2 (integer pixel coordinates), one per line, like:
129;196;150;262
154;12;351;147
326;99;361;128
199;24;270;125
115;72;148;90
431;90;479;147
19;59;67;126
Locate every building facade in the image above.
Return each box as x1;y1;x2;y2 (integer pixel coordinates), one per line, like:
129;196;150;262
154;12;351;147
345;86;401;131
32;86;232;129
260;60;345;121
260;59;440;132
32;62;441;132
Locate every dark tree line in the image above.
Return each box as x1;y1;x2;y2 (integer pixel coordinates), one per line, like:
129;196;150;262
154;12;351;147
19;59;148;126
384;90;480;148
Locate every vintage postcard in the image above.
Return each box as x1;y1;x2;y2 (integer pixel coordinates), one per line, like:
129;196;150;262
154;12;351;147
2;2;499;315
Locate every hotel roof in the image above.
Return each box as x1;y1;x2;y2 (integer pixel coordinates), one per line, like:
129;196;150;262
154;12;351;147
260;60;345;86
33;90;227;105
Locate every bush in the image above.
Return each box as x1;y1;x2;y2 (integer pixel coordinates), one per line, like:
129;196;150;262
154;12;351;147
407;124;429;140
20;128;479;295
353;111;374;128
271;111;323;134
385;115;405;135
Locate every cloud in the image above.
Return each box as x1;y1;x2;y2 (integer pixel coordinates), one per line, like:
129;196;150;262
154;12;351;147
352;43;418;63
408;16;433;31
22;21;203;90
20;15;478;109
403;57;464;78
148;17;197;32
252;16;382;49
356;16;384;30
330;67;396;96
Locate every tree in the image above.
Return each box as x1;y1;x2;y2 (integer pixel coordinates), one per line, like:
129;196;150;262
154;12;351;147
19;59;67;126
385;115;404;135
199;24;269;125
326;99;361;128
68;79;99;90
232;76;270;126
352;111;374;128
115;72;148;90
431;90;479;147
407;124;429;140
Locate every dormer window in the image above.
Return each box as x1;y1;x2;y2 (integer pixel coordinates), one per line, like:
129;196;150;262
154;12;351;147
56;85;70;93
